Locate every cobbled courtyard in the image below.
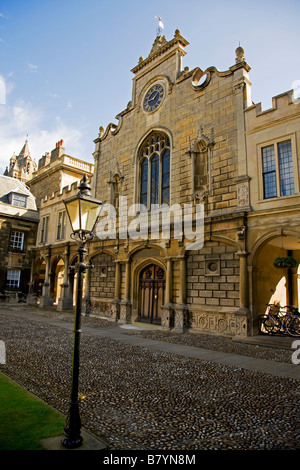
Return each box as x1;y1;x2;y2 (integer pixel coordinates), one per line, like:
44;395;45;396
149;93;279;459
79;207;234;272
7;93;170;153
0;304;299;450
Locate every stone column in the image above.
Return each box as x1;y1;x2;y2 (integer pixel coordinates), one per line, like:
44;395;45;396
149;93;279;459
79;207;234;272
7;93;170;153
161;257;174;329
83;265;91;316
120;260;132;324
238;251;248;310
57;252;73;311
178;256;187;305
235;250;250;337
111;260;121;320
234;77;251;212
173;255;189;332
27;255;38;305
39;255;53;308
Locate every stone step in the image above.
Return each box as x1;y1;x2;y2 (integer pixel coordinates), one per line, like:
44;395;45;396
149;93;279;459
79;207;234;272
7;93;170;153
233;334;297;350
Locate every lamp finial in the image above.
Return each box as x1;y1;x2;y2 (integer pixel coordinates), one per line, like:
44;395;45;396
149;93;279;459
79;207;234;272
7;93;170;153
78;174;91;196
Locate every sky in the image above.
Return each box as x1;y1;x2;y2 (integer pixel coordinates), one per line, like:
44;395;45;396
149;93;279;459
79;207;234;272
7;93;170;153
0;0;300;174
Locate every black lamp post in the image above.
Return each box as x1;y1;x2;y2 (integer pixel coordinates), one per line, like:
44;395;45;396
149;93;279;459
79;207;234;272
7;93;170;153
61;174;102;449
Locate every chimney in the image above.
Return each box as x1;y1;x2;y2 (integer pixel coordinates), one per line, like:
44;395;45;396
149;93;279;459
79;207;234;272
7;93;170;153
51;140;65;161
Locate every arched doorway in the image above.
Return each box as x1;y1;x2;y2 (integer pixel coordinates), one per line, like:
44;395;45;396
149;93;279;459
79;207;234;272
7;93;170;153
138;264;165;324
251;233;300;333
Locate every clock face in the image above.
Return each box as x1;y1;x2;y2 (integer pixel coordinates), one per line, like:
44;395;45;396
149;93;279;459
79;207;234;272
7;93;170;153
143;84;165;113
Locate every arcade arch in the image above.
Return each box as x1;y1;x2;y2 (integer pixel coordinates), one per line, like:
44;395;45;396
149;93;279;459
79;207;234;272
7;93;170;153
250;232;300;330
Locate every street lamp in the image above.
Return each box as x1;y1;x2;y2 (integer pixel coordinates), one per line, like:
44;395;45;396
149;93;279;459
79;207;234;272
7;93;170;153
61;174;103;449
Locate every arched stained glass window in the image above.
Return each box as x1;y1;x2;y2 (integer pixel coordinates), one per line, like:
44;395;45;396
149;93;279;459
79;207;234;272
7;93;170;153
140;159;148;206
139;132;170;206
151;154;159;204
162;149;170;204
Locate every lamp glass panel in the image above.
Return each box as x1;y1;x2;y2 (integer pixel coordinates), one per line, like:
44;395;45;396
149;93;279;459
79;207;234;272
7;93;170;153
65;199;81;232
79;199;102;232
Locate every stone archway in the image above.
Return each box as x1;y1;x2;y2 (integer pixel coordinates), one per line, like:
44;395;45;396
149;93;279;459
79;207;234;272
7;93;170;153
250;232;300;333
50;257;65;304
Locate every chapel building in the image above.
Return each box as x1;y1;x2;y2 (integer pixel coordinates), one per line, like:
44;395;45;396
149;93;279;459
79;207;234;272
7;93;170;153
87;30;300;336
26;30;300;337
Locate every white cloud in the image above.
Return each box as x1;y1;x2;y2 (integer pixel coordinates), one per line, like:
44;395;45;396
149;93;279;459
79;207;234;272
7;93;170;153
0;99;86;174
27;63;39;73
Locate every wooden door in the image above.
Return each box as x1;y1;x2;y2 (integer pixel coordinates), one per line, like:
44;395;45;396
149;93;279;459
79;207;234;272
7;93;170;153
139;264;165;324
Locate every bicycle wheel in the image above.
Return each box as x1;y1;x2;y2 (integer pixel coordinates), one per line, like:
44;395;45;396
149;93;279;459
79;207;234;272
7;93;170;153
257;315;270;334
261;316;275;334
287;315;300;337
270;314;281;334
280;315;293;335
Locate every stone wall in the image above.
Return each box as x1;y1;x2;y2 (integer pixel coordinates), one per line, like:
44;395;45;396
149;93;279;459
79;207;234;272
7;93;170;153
187;242;240;309
0;218;37;295
187;242;242;335
90;254;115;317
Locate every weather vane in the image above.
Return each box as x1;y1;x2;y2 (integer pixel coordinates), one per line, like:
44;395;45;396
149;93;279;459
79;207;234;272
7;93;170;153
155;16;164;36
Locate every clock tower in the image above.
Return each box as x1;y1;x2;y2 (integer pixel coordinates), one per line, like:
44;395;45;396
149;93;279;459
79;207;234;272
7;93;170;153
130;29;189;110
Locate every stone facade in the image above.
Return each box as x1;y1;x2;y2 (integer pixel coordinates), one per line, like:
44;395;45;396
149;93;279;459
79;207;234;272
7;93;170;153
84;31;252;336
245;90;300;334
0;175;38;302
27;140;94;208
23;141;94;309
17;30;300;339
85;31;299;337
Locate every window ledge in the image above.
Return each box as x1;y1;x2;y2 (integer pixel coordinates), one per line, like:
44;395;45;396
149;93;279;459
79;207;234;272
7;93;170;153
257;193;299;204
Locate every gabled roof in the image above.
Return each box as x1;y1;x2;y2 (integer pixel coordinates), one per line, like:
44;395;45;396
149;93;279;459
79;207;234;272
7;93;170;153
0;175;37;213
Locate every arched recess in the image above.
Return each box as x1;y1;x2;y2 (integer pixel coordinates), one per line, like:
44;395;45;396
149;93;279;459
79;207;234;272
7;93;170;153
50;256;65;304
250;230;300;326
138;263;166;324
34;257;46;297
129;244;166;319
130;254;166;325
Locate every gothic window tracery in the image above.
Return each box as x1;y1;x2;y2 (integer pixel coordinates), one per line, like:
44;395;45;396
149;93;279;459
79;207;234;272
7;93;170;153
138;132;170;207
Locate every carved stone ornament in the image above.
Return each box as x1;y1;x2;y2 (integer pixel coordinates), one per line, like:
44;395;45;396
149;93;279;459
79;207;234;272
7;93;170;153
237;181;250;207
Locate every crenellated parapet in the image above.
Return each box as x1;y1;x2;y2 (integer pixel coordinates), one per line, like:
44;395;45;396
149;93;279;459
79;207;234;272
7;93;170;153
40;180;80;208
245;89;300;131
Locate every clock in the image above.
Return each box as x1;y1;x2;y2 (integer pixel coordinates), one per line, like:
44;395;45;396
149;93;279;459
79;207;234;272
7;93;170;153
143;83;165;113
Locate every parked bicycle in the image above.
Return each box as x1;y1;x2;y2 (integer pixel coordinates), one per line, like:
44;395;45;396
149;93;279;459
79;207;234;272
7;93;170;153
258;304;300;337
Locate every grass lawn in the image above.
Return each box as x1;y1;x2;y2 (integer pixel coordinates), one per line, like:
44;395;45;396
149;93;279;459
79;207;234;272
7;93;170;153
0;372;65;450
